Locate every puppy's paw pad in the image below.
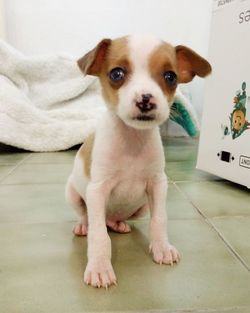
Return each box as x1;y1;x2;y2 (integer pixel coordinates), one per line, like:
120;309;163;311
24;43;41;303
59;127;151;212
73;224;88;236
117;221;131;233
150;242;180;265
107;221;131;233
84;260;117;288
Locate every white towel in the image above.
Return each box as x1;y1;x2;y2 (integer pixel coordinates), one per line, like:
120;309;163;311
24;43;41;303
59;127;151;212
0;40;106;152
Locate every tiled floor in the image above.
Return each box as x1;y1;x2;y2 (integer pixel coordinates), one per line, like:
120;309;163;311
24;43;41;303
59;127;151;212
0;138;250;313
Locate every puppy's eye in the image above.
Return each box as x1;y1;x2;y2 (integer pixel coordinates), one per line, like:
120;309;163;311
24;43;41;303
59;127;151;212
109;67;125;82
164;71;177;87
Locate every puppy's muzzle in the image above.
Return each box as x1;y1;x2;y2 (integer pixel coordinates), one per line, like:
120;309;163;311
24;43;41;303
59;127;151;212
136;93;156;113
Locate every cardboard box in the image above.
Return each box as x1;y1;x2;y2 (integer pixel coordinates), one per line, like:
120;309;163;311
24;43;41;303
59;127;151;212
197;0;250;188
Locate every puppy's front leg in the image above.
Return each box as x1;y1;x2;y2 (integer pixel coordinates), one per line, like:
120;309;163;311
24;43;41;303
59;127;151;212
84;182;116;288
148;174;180;265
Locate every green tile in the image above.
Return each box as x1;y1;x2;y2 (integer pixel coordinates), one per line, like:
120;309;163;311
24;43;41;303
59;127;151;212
0;184;75;224
163;136;199;148
178;181;250;218
1;163;72;184
165;146;198;162
0;152;30;165
225;307;250;313
24;150;77;164
212;216;250;268
167;184;200;219
163;137;198;162
0;220;250;313
166;161;220;182
0;182;198;225
0;165;15;180
0;138;249;312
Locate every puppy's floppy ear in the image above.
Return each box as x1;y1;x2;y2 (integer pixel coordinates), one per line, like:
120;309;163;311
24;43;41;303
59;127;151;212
175;45;212;83
77;38;112;76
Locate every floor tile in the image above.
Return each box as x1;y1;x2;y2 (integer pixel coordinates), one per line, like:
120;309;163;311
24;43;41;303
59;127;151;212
166;161;220;182
0;165;15;181
0;184;75;224
0;152;30;165
164;137;198;162
131;184;201;221
1;137;249;312
0;182;199;226
212;216;250;268
1;163;72;185
163;136;199;148
166;184;200;219
178;181;250;218
24;150;77;164
0;220;250;313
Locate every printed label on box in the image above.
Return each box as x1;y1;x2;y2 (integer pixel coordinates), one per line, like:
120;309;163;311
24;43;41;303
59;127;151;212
213;0;237;11
239;155;250;169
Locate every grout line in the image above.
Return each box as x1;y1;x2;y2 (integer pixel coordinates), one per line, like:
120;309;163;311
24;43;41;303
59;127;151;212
171;179;223;184
0;182;68;186
0;177;67;186
211;215;250;219
0;153;33;184
207;219;250;271
174;182;250;273
22;162;74;165
98;305;250;313
0;220;76;226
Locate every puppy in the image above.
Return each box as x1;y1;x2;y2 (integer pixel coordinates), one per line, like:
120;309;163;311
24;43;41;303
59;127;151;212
65;35;211;288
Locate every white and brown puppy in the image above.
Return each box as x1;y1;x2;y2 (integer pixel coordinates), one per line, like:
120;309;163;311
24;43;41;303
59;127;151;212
65;35;211;288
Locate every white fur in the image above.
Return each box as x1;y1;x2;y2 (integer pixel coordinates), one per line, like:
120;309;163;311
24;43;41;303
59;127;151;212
66;36;179;288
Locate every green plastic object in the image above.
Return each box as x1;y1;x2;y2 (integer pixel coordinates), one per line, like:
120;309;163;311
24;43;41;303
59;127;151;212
170;100;199;137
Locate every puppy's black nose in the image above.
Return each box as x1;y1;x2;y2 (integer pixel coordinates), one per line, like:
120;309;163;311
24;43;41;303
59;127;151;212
142;93;152;104
136;94;155;113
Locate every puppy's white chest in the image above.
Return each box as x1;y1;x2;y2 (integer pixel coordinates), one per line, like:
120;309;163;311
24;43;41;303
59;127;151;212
90;112;165;220
107;176;147;220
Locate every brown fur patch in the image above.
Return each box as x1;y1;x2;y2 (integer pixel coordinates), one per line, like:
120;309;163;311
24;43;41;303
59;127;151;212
99;36;131;108
175;45;212;83
77;39;112;75
148;42;178;103
79;133;95;178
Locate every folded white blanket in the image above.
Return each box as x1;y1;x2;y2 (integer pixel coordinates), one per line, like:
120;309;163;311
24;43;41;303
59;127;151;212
0;41;198;152
0;40;107;151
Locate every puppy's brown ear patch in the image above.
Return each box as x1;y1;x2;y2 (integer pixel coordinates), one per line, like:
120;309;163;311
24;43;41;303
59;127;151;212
175;45;212;83
77;39;112;76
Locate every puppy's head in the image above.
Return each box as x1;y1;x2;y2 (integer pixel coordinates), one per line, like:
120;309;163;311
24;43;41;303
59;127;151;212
78;35;211;130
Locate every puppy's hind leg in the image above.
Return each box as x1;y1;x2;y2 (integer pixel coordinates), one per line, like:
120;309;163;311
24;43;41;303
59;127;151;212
65;178;88;236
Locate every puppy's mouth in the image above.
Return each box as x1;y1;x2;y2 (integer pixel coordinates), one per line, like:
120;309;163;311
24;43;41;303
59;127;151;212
134;114;156;121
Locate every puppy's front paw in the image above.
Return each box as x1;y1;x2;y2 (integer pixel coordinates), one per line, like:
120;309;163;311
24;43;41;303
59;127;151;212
149;241;180;265
84;259;117;288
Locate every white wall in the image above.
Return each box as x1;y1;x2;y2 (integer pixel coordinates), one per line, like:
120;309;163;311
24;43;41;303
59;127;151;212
0;0;5;39
4;0;212;121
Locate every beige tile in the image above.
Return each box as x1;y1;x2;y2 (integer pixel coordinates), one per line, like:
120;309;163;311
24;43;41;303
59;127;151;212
1;137;249;313
167;184;200;219
0;152;30;165
0;220;250;313
166;161;221;182
163;137;199;148
164;138;198;162
131;184;200;221
0;165;15;181
178;181;250;217
24;150;77;164
1;163;72;184
0;182;198;225
0;184;75;224
212;216;250;268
